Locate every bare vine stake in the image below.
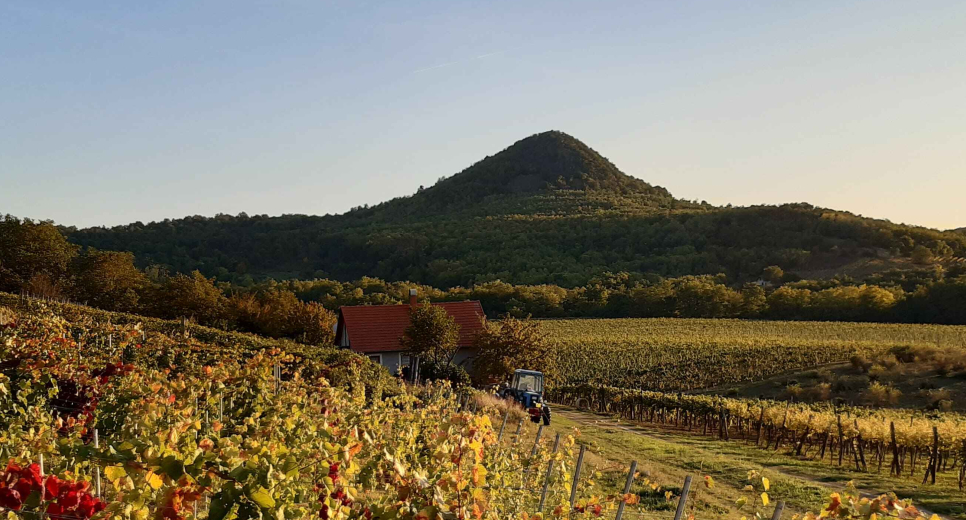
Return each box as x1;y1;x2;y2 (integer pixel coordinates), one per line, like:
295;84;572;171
672;475;692;520
521;425;545;488
771;500;785;520
513;420;524;444
538;459;554;513
497;410;510;442
568;445;587;514
39;454;44;476
530;424;545;457
537;434;562;513
614;460;637;520
94;429;102;497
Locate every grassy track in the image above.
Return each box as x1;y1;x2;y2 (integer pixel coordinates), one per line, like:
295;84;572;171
548;406;964;519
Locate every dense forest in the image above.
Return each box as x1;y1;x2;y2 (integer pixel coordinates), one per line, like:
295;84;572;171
3;215;966;340
65;131;966;288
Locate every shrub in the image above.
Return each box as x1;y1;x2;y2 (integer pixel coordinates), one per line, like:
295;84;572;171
807;382;832;402
861;381;902;407
850;355;873;373
784;383;804;400
419;360;472;387
867;365;888;382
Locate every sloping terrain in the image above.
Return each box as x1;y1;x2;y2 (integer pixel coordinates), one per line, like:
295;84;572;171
66;131;966;287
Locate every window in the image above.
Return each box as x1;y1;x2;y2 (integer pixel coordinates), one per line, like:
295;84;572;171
512;373;543;393
400;354;411;367
367;354;382;365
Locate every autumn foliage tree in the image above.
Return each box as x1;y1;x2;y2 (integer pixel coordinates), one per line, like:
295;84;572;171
149;271;229;326
229;290;336;346
72;249;147;312
399;304;460;366
0;215;78;297
472;315;555;386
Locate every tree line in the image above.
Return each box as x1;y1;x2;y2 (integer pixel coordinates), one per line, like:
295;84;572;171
65;202;966;290
0;216;337;344
3;215;966;348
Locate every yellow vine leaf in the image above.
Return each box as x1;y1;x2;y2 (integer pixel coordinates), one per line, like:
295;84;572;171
761;493;770;506
145;471;164;490
104;466;127;482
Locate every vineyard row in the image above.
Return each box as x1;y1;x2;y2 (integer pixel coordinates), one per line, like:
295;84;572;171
550;385;966;489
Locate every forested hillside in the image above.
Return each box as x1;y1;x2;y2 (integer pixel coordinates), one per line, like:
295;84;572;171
65;131;966;288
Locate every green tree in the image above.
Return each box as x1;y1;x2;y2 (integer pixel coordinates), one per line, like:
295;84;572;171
766;286;813;319
151;271;229;326
71;249;148;312
911;245;934;265
931;240;953;258
399;305;461;367
762;265;784;285
738;283;768;317
472;315;555;386
0;215;78;295
292;300;337;346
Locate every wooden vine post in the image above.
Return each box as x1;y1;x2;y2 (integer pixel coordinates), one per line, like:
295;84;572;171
854;419;867;472
672;475;692;520
614;460;637;520
922;426;939;485
836;414;845;466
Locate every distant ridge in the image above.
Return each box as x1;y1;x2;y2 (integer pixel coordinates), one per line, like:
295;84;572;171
65;131;966;287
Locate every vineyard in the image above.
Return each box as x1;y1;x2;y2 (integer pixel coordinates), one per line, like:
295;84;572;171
544;318;966;391
550;385;966;491
0;301;942;520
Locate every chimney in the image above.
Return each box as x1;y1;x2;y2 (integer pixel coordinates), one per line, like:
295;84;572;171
409;288;418;308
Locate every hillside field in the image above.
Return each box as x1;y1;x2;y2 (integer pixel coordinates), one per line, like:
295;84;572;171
2;300;891;520
545;318;966;402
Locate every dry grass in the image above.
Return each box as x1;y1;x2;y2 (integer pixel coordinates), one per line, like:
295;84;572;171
0;306;15;326
470;392;529;422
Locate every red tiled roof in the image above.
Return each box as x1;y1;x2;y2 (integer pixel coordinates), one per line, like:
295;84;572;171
337;301;485;353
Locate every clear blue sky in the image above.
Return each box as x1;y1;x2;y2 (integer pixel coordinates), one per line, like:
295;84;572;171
2;0;964;230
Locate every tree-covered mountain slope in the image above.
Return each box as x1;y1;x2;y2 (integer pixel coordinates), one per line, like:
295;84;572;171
66;131;966;287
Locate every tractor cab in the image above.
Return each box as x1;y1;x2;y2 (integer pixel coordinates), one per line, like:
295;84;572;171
501;369;550;425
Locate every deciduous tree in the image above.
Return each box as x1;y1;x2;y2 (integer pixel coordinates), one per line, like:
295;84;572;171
473;315;555;386
399;305;460;366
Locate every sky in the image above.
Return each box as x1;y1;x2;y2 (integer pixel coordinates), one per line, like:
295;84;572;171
1;0;964;230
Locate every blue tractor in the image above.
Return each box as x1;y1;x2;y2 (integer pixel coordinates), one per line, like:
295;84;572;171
501;369;551;425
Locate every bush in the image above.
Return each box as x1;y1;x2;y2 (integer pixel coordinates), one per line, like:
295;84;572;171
419;361;472;387
861;381;902;407
807;382;832;402
784;383;804;400
850;355;873;373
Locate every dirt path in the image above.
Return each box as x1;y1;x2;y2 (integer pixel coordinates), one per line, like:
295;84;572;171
555;408;950;520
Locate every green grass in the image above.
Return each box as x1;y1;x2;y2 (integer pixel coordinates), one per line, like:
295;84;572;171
550;406;965;519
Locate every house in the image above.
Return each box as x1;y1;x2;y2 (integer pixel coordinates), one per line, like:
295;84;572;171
334;290;486;375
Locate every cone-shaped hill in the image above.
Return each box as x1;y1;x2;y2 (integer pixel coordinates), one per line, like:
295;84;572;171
66;131;966;286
